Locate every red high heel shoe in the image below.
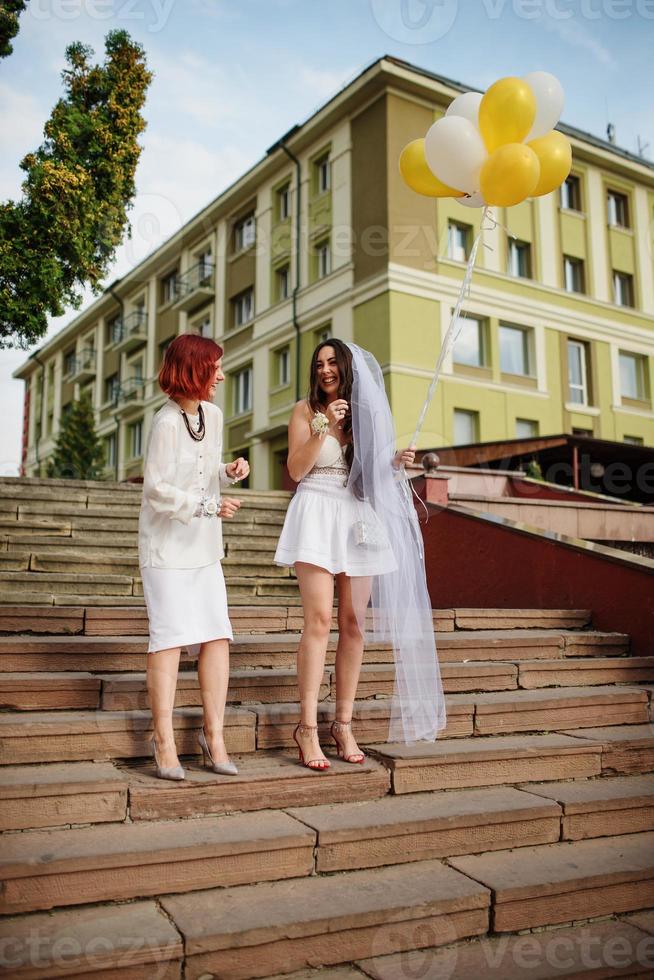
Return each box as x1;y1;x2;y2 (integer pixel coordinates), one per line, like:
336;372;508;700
330;720;365;764
292;722;330;771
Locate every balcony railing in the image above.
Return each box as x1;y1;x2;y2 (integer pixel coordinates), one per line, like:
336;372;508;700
112;310;148;353
112;377;145;415
70;348;97;384
173;261;215;312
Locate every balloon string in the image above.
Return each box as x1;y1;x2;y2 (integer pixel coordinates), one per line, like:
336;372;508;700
410;205;491;447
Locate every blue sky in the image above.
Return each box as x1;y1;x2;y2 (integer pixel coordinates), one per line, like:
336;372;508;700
1;0;652;473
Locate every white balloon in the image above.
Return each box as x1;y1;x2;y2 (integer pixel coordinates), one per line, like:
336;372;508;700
457;191;487;209
446;92;482;129
424;116;487;195
523;71;565;141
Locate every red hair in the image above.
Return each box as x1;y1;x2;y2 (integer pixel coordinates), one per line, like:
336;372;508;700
159;334;224;401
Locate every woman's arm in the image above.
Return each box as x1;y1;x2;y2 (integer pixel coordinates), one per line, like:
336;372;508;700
142;420;197;523
286;401;324;483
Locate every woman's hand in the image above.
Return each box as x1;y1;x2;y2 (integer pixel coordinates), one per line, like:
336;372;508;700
325;399;348;429
392;445;417;470
219;497;241;519
226;457;249;481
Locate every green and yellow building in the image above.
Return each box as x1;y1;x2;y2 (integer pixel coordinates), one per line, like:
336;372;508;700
15;55;654;487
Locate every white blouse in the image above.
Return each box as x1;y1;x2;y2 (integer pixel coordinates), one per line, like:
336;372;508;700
138;399;236;569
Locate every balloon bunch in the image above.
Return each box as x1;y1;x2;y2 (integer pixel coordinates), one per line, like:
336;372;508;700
399;72;571;208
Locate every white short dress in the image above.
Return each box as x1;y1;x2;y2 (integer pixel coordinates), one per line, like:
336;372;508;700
138;402;235;657
274;434;397;577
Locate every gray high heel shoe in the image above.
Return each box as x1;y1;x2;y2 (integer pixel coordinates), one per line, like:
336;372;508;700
150;736;185;781
198;726;238;775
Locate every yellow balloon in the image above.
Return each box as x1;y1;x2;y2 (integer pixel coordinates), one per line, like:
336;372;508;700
527;131;572;197
479;77;537;153
399;139;464;198
480;143;541;207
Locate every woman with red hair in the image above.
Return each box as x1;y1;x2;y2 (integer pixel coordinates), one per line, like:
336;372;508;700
139;334;249;781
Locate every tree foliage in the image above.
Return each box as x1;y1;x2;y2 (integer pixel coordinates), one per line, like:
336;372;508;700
0;1;26;59
0;29;152;349
46;392;107;480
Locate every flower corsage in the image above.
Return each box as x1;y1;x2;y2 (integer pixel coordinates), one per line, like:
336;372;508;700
310;411;329;436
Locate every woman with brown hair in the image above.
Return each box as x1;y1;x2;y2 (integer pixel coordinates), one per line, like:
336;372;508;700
275;339;445;771
139;334;249;780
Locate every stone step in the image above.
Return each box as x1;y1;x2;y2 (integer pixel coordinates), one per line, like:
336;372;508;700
517;656;654;687
356;915;654;978
468;684;649;735
453;608;592;630
371;725;654;793
99;667;328;709
3;550;291;578
0;516;72;536
0;753;391;831
519;773;654;840
0;809;315;915
447;831;654;932
0;672;102;710
289;785;562;874
0;630;629;677
127;752;391;823
0;603;596;636
0;761;129;832
158;858;490;980
560;724;654;776
0;571;136;597
0;706;255;765
0;901;184;979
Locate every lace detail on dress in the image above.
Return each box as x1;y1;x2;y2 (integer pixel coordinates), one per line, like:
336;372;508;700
311;464;348;476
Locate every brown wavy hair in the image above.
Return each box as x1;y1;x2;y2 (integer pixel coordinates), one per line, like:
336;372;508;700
307;338;354;471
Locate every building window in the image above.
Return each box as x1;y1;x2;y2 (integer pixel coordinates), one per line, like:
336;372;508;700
234;213;256;252
613;271;634;307
277;184;290;220
516;418;539;438
129;359;143;383
63;349;77;377
560;174;582;211
624;435;643;445
106;315;122;346
196;249;212;279
161;269;178;305
234;366;253;415
232;288;254;328
105;433;117;469
567;339;590;406
315;325;331;344
619;351;648;401
563;256;585;294
453;409;478;445
192;314;211;338
500;324;532;376
276;264;290;300
276;347;290;387
607;190;629;228
105;373;120;404
315;154;330;194
508;239;531;278
129;420;143;459
316;239;331;279
453;317;486;368
447;222;469;262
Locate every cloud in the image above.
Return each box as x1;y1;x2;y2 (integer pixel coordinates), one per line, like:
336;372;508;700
541;17;617;70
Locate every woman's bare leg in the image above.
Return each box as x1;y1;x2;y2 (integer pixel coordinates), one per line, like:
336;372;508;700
294;561;334;767
146;647;182;768
333;574;371;760
198;638;231;763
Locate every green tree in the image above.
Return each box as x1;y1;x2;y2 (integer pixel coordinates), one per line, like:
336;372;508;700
0;1;26;59
46;393;106;480
0;29;152;349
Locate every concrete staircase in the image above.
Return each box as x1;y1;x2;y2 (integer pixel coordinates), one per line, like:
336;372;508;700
1;477;653;979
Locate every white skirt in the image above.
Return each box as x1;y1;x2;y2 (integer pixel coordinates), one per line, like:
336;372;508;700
140;560;233;656
274;472;398;577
